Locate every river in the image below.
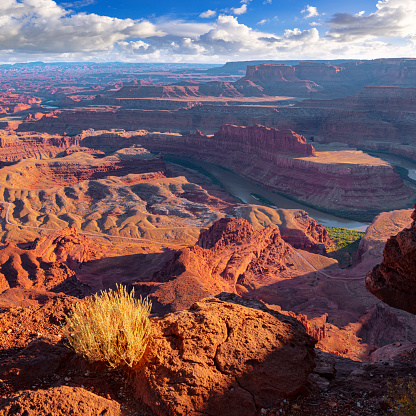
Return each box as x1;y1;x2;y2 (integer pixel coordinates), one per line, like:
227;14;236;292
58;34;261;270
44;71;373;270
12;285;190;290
169;156;371;231
365;151;416;181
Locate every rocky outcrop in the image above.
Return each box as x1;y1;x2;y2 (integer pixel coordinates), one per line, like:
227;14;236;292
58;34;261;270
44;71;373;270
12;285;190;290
132;294;316;416
31;227;98;267
112;85;201;99
143;124;314;159
0;386;122;416
366;206;416;314
148;217;298;312
233;206;330;253
0;228;96;296
354;208;413;266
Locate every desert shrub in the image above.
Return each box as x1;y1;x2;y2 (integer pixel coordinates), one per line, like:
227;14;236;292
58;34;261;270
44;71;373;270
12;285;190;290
387;376;416;416
63;285;151;368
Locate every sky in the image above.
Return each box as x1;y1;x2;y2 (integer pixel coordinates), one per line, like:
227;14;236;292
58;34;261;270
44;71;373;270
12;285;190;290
0;0;415;63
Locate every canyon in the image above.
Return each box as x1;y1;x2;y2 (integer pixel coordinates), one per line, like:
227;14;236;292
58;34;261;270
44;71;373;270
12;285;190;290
1;59;416;415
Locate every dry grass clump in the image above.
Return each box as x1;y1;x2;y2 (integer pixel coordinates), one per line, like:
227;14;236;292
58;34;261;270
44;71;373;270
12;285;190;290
63;285;151;368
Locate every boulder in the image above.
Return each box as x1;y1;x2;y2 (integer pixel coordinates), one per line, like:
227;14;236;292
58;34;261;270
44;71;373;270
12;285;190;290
0;386;121;416
131;294;316;416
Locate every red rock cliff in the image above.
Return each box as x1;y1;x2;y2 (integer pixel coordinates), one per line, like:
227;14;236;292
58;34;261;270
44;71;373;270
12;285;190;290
366;206;416;314
213;124;315;157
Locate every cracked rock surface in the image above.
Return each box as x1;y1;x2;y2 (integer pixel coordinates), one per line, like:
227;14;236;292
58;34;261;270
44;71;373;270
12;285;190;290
131;294;316;416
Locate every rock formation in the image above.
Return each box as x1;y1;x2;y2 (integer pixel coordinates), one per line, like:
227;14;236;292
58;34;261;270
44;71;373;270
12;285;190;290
132;294;316;416
0;132;78;162
234;205;330;253
147;217;300;312
138;125;414;214
366;206;416;314
240;64;322;96
0;386;122;416
0;228;96;296
0;149;166;188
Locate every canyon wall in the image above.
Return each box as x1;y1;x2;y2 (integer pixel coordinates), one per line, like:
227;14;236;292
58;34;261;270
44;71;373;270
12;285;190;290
137;125;414;213
0;133;79;161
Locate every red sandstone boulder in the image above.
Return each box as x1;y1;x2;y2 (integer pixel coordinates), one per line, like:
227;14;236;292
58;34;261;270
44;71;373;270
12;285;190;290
132;294;316;416
0;386;122;416
366;206;416;314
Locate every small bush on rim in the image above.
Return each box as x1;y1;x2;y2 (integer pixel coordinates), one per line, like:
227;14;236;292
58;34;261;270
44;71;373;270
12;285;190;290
63;285;152;368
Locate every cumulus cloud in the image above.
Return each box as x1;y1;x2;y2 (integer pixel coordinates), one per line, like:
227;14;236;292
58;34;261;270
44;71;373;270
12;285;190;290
0;0;416;63
0;0;164;54
301;5;319;19
326;0;416;42
200;9;216;18
231;4;247;15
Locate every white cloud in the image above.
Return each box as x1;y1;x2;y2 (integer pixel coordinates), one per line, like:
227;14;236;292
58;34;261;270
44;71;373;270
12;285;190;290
301;5;319;19
200;9;216;18
326;0;416;42
0;0;164;54
0;0;416;63
263;0;272;4
231;4;247;15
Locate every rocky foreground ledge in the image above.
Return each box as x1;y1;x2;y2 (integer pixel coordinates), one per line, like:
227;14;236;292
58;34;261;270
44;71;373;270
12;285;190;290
132;294;316;416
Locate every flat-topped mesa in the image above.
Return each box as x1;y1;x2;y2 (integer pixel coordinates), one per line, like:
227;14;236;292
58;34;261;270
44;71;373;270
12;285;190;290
214;124;316;157
241;64;322;95
244;64;300;83
366;206;416;314
112;85;202;99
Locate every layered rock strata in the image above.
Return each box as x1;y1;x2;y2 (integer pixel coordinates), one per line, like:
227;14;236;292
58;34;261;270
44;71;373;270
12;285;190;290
0;132;78;162
139;125;414;213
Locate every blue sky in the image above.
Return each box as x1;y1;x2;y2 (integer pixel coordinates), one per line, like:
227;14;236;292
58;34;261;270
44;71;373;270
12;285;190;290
0;0;415;63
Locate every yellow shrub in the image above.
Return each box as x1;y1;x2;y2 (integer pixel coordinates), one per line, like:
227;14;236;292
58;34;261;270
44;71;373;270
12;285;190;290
63;285;151;368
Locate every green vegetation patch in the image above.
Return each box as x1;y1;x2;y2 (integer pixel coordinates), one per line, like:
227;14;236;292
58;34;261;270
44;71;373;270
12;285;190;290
326;227;365;268
326;227;365;252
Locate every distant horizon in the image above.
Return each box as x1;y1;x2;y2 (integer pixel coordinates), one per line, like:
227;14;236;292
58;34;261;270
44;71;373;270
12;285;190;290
1;57;416;67
0;0;414;63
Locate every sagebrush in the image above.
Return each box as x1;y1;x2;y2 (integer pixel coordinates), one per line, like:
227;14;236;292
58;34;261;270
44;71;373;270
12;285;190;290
63;285;152;368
